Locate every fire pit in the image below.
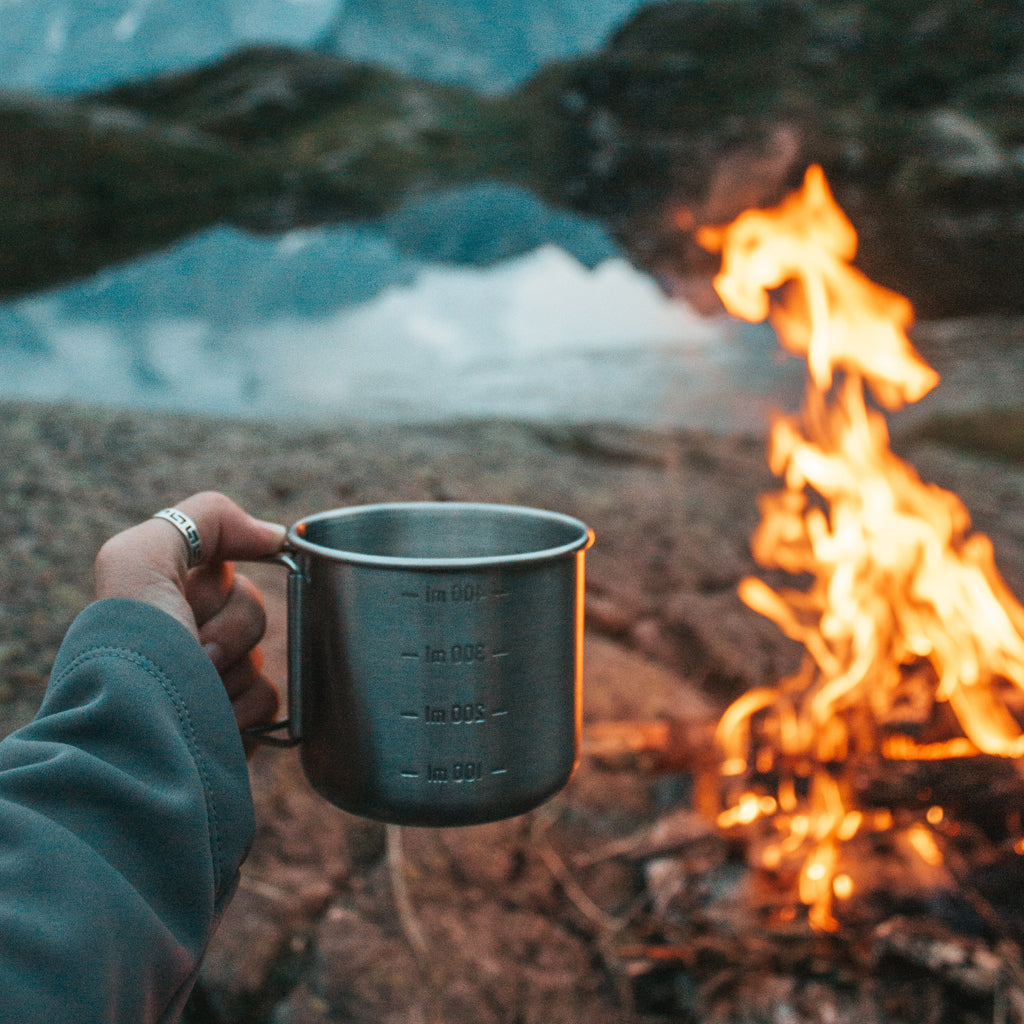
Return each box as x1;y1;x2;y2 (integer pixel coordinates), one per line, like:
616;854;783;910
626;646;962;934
582;167;1024;1024
691;165;1024;934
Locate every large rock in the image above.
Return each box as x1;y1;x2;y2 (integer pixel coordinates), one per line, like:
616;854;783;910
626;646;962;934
527;0;1024;316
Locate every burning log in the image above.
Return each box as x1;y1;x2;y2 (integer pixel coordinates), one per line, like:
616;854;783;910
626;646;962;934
585;717;1024;815
583;718;717;774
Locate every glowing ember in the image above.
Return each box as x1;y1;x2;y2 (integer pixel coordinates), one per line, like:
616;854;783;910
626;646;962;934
696;165;1024;931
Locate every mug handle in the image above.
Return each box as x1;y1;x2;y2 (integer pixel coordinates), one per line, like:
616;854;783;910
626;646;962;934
243;548;305;748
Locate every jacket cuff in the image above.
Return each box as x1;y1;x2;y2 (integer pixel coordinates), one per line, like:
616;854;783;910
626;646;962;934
50;598;255;894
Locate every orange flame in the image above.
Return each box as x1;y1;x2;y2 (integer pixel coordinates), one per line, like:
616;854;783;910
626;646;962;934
698;165;939;409
697;165;1024;930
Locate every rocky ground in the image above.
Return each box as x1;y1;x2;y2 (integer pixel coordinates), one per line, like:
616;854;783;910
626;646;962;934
2;318;1024;1021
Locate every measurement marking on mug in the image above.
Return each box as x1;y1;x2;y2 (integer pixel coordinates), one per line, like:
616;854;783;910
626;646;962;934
400;711;420;720
401;651;420;659
422;703;488;725
420;643;488;664
401;764;504;781
401;582;490;603
425;762;485;784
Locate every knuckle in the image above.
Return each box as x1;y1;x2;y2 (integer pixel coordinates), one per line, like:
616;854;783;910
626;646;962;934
254;679;280;719
190;491;240;524
225;585;267;654
238;580;268;644
191;489;227;507
94;531;132;577
235;678;280;731
197;575;267;658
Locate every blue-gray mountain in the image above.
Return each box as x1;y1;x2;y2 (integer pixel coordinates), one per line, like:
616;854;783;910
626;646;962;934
0;0;641;94
2;0;1024;343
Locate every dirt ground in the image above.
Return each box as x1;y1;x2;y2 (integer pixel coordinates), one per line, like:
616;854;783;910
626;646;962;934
2;347;1024;1022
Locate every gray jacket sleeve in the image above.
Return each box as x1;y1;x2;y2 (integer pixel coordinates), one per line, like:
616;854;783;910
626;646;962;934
0;598;255;1024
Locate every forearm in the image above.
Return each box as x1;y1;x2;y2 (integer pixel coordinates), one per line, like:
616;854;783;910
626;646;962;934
0;599;254;1024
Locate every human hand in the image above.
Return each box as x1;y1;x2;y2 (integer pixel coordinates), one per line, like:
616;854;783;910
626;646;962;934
93;491;287;738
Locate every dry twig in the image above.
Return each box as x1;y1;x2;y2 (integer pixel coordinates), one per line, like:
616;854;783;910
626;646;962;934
530;807;642;1022
386;824;430;960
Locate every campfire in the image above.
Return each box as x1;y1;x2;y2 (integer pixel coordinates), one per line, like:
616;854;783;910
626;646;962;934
682;166;1024;933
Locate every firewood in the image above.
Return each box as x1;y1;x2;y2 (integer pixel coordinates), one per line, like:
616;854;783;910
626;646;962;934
872;916;1007;996
584;718;1024;824
583;718;717;774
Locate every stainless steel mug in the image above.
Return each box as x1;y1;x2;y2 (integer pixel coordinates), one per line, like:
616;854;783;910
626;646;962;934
250;502;594;826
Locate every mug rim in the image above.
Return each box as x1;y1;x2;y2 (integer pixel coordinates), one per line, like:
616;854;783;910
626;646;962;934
287;501;593;569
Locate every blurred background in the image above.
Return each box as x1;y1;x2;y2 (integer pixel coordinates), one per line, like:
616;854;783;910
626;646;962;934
2;0;1022;429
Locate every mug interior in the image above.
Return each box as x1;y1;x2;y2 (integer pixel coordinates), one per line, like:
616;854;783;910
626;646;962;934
292;502;590;566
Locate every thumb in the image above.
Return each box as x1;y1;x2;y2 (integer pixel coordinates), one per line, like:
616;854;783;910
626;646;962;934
95;492;287;637
171;491;287;567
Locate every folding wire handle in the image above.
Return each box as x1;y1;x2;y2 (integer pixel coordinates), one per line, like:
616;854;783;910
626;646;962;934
244;549;305;748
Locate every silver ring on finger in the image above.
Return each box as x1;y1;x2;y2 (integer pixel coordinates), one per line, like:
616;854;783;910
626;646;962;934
152;508;204;569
